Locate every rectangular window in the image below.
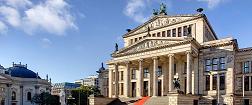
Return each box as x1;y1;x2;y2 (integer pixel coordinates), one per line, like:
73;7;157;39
135;38;138;42
245;76;249;91
172;29;176;37
162;31;166;37
183;26;188;36
157;32;160;37
167;30;171;37
213;75;217;90
219;57;226;70
205;59;211;72
112;72;115;81
188;25;192;36
152;33;156;37
206;75;210;91
130;39;133;44
131;69;136;79
174;64;177;75
143;68;149;78
178;27;182;37
120;83;124;95
244;61;250;73
184;62;187;73
212;58;219;71
157;66;162;77
220;74;225;90
120;71;124;81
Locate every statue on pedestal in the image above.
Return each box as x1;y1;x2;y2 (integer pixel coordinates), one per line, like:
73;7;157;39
59;89;66;105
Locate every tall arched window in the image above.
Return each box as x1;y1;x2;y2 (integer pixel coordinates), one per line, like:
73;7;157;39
27;92;32;101
11;91;16;100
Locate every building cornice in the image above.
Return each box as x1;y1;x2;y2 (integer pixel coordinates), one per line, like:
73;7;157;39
123;14;204;38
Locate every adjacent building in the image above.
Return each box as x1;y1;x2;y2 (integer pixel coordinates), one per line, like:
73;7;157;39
75;75;98;87
96;63;109;97
51;82;81;97
0;62;51;105
107;5;252;105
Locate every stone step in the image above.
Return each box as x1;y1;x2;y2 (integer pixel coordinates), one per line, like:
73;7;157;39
144;97;169;105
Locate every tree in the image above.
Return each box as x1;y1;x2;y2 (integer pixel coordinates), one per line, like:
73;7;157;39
31;92;60;105
70;85;100;105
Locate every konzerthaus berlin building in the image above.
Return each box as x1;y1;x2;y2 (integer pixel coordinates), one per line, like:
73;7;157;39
106;7;252;105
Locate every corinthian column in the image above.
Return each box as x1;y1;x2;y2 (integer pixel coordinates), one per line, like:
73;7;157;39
186;51;192;94
125;61;130;97
168;54;174;93
152;57;158;96
114;63;119;98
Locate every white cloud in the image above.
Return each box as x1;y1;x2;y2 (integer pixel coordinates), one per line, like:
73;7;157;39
0;0;77;35
0;21;8;35
124;0;149;23
0;6;21;27
41;38;52;48
198;0;225;9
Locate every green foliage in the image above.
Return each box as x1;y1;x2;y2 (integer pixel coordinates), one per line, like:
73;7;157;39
31;92;60;105
69;85;100;105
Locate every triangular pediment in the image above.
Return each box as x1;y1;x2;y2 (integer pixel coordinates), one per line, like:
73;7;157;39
123;14;203;38
113;38;193;57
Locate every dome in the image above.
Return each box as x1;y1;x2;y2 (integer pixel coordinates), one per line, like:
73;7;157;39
8;64;41;79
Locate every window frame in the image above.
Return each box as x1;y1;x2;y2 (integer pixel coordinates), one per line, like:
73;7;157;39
143;68;149;78
219;57;226;70
205;59;212;72
212;58;219;71
162;31;166;37
167;30;171;37
131;69;136;79
205;75;210;91
178;27;182;37
172;29;176;37
244;61;250;73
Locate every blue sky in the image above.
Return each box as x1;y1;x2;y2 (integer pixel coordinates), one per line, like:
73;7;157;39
0;0;251;83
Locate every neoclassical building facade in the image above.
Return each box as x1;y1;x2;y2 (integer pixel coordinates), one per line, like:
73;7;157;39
107;9;252;105
0;63;51;105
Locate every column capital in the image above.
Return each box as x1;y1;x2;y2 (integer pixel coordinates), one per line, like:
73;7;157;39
152;56;159;60
138;58;144;62
168;53;174;57
124;61;131;65
185;50;192;54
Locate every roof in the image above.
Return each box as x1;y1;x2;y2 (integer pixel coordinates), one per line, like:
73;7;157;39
7;64;41;79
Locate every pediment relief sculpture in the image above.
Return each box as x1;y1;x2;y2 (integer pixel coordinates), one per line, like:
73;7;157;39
113;39;187;57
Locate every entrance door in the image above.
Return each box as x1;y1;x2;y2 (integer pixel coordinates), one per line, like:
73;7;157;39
143;81;148;96
132;82;136;97
158;80;162;96
244;99;249;105
184;77;187;94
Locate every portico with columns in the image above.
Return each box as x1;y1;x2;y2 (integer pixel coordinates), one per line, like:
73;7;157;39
108;40;200;98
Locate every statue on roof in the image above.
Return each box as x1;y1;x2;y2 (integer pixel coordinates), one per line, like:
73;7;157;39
153;9;158;15
159;3;167;15
115;43;118;52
